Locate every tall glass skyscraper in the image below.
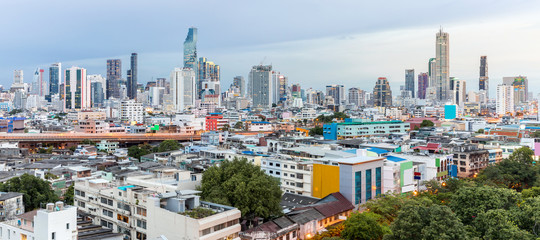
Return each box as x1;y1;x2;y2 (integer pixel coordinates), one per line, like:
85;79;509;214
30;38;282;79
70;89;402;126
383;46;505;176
373;77;392;107
127;53;138;100
417;72;429;99
479;56;488;99
106;59;121;99
49;63;61;95
183;27;198;69
435;28;450;102
197;57;220;98
405;69;415;98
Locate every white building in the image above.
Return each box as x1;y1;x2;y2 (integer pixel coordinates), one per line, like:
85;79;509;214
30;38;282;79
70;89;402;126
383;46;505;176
261;157;313;196
64;66;90;111
120;100;143;123
87;74;107;97
496;84;514;116
0;202;77;240
171;67;196;112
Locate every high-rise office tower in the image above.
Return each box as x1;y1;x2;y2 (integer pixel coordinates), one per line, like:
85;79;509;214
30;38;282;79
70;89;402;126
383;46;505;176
11;70;25;92
450;77;466;107
326;85;345;105
49;63;61;95
127;53;138;100
405;69;415;98
171;67;196;112
417;72;429;99
435;29;450;102
275;73;288;102
373;77;392;107
91;82;104;108
503;76;528;104
348;87;364;106
232;76;245;97
64;66;90;111
496;84;514;115
197;57;220;98
88;74;107;100
248;65;273;108
106;59;121;99
479;56;488;99
291;84;301;99
184;27;198;69
31;68;46;96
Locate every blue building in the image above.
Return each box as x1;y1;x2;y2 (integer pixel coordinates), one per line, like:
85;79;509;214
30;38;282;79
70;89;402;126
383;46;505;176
444;104;457;119
323;120;410;140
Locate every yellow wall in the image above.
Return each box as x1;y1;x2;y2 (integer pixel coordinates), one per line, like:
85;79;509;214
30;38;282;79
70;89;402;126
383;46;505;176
312;164;340;198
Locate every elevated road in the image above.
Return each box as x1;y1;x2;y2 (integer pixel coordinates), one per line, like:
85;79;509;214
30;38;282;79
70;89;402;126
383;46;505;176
0;133;200;142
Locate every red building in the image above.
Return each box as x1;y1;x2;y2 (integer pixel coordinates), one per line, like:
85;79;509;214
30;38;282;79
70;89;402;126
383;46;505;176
205;113;228;131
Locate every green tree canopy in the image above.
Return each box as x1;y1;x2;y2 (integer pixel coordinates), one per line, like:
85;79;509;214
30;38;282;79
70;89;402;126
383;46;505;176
63;185;74;205
309;126;324;136
449;185;521;225
477;147;538;191
128;144;153;160
385;199;467;240
199;158;282;220
315;112;350;123
234;121;244;130
419;120;435;128
0;174;59;210
472;209;534;240
158;140;180;152
341;212;390;240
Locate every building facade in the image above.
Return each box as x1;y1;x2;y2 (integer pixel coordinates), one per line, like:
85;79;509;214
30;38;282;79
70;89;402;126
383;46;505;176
323;120;409;140
127;53;138;100
417;72;428;99
171;67;197;112
64;67;90;111
479;56;488;100
326;85;345;106
106;59;122;99
120;100;143;123
496;84;514;115
405;69;415;98
435;29;450;102
373;77;392;107
249;65;273;108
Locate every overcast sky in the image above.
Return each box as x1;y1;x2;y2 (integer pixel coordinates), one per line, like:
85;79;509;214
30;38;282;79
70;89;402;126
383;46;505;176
1;0;539;96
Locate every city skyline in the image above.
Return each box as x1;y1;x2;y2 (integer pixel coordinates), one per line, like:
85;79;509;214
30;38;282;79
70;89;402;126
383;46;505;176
2;1;540;97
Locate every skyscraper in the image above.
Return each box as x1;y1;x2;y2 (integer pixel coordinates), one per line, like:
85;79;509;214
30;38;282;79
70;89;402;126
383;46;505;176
417;72;429;99
171;67;196;112
405;69;415;98
503;76;528;104
348;87;364;106
11;70;25;92
291;84;301;99
248;65;273;108
479;56;489;100
326;85;345;105
64;67;90;111
232;76;245;97
450;77;466;107
496;84;514;115
184;27;198;69
435;29;450;102
31;68;45;96
91;82;104;108
106;59;121;99
373;77;392;107
49;63;61;95
197;57;220;98
127;53;138;100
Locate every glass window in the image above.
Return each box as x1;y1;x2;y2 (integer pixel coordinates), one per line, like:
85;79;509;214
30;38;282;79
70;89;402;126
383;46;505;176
376;167;382;197
355;171;361;204
366;169;372;201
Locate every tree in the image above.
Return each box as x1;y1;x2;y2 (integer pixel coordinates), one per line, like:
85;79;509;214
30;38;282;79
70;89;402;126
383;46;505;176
157;140;180;152
63;185;74;205
364;193;413;224
476;129;484;134
532;131;540;138
472;209;534;239
199;158;282;220
449;185;520;225
512;196;540;236
341;212;390;240
0;174;59;210
419;120;434;128
385;199;467;240
128;144;153;160
309;126;324;136
220;124;230;132
477;147;537;191
81;139;96;145
316;112;350;123
522;187;540;199
234;121;244;130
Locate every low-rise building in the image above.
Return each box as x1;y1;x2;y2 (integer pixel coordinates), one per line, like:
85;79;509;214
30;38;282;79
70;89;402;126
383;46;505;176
0;192;24;221
323;120;409;140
